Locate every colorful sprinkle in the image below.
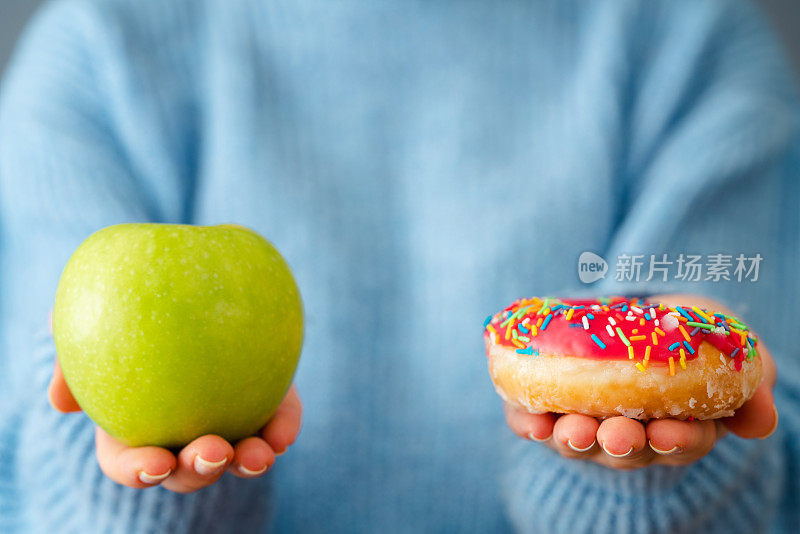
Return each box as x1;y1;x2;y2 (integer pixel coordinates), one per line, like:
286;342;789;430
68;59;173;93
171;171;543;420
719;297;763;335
591;334;606;349
616;327;630;346
678;325;691;342
675;306;694;321
692;306;714;324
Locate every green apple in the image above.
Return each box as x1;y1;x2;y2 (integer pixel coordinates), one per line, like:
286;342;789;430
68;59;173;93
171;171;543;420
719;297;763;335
53;223;303;448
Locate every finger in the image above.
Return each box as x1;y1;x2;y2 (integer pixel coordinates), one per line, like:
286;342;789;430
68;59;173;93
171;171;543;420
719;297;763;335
48;358;82;413
230;437;276;478
758;341;777;389
161;435;234;494
503;403;558;442
261;385;302;454
596;417;650;465
721;385;778;439
95;426;176;489
551;414;599;457
646;419;717;465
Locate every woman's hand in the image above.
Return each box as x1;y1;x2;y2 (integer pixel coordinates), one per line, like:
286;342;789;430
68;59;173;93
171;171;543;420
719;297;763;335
47;359;302;492
504;294;778;470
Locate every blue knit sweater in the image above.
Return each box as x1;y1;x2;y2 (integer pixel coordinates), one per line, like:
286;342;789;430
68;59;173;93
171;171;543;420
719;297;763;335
1;0;799;532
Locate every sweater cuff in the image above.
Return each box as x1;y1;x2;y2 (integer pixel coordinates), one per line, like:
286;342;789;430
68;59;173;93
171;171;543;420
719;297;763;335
501;427;784;533
12;325;273;532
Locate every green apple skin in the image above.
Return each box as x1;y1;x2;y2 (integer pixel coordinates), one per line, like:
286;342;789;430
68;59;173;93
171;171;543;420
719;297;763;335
53;223;303;448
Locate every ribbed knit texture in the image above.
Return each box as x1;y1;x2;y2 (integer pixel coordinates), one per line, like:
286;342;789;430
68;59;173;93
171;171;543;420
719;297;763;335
0;0;798;532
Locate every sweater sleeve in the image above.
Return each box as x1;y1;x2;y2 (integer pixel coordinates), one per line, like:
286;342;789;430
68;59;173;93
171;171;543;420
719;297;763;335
502;2;800;533
0;1;271;531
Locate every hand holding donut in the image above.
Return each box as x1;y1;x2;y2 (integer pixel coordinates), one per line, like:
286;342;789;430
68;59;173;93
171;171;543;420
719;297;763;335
487;294;778;469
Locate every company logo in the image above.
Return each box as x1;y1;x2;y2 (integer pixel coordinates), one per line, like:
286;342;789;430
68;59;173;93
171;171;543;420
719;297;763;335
577;252;762;284
578;251;608;284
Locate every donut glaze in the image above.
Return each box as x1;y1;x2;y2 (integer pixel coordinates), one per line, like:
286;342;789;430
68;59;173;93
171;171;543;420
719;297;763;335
483;296;756;374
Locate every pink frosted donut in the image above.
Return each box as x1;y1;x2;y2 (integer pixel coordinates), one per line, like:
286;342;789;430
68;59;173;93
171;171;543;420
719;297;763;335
483;297;762;420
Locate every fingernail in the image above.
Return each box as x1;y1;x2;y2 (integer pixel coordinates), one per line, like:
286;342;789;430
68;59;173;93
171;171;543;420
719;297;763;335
600;442;634;458
238;464;269;477
761;406;779;439
648;441;681;455
194;455;227;476
139;469;172;485
527;432;551;443
567;439;595;453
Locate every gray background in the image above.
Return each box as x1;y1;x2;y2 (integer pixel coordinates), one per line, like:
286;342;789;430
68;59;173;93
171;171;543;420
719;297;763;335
1;0;799;80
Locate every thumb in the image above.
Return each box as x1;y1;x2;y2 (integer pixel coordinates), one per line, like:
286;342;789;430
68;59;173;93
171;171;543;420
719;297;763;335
720;384;777;439
721;337;777;439
48;358;82;413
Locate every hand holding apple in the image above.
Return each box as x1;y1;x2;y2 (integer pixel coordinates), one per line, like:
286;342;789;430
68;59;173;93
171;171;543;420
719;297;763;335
49;365;302;492
50;223;304;491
